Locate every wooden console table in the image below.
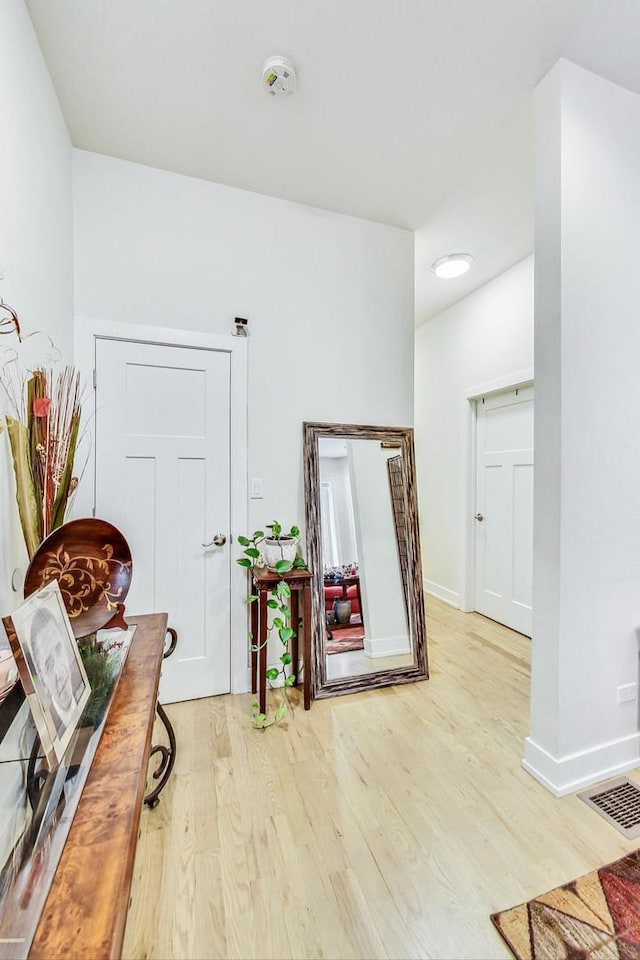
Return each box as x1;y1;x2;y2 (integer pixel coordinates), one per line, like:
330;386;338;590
29;613;168;960
250;567;313;712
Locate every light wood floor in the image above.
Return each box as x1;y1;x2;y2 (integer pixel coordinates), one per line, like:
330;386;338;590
123;596;639;960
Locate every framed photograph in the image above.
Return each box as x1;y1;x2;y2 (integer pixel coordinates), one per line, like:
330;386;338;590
2;581;90;764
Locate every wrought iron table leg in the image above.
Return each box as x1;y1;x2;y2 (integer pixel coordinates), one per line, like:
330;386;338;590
144;701;177;808
144;626;178;809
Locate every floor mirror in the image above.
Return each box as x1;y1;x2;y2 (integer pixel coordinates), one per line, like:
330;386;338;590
303;422;428;699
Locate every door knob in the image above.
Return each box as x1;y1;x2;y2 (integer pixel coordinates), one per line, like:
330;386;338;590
474;513;484;522
202;534;227;547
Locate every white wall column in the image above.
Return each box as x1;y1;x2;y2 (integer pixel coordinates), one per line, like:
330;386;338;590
525;60;640;795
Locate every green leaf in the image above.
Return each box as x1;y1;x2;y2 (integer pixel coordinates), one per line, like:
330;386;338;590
271;521;282;537
274;705;287;721
237;557;252;567
293;557;308;569
237;535;251;546
254;712;267;723
267;598;279;609
273;617;284;629
280;652;292;665
245;547;260;558
251;701;259;709
265;667;279;681
285;674;297;686
253;530;264;539
279;627;294;644
245;594;259;604
275;559;293;574
279;604;289;616
290;525;300;538
277;579;292;597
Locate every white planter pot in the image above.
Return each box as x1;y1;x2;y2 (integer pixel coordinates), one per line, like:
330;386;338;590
263;536;298;570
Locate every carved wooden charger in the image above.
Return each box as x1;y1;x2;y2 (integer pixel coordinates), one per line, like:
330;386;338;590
24;518;133;638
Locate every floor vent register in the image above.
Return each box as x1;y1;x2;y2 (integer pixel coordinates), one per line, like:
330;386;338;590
579;777;640;839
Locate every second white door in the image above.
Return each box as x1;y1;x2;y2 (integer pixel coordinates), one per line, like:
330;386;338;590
94;337;231;703
474;386;534;636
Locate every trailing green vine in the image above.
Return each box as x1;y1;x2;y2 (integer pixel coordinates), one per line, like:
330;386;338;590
237;522;307;728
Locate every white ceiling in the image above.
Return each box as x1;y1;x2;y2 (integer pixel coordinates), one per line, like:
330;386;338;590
25;0;640;324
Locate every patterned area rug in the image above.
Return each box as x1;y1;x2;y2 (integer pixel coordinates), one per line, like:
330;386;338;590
491;849;640;958
325;626;365;655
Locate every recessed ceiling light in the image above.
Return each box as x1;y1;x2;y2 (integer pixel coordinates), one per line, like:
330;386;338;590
431;253;474;279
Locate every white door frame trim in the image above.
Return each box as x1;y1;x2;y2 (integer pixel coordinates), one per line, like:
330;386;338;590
74;316;249;695
460;367;534;613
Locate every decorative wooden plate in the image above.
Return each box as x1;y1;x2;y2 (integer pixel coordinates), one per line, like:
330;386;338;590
24;518;133;638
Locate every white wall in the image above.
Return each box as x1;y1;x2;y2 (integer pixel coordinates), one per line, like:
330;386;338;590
414;256;533;607
0;0;73;616
0;0;73;871
73;150;415;535
525;60;640;795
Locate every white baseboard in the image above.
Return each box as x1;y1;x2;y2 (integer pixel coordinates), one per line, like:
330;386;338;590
522;733;640;797
423;579;461;608
364;634;412;659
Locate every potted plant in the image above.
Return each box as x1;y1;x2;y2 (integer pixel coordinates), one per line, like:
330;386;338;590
77;632;127;729
237;522;307;728
259;521;299;570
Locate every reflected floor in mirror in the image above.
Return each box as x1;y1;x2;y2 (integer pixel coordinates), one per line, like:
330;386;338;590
326;649;414;680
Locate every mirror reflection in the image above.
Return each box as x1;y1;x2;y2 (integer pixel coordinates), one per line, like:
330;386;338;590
303;422;428;699
319;437;412;680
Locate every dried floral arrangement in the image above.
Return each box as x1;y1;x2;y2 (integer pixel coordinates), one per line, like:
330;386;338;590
0;301;83;558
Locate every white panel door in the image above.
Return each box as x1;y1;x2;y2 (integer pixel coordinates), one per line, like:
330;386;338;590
94;337;231;703
474;386;534;636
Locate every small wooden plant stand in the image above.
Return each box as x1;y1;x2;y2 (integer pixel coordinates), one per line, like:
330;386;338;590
250;566;313;714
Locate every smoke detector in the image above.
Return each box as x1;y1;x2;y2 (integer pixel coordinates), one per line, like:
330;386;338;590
262;56;297;96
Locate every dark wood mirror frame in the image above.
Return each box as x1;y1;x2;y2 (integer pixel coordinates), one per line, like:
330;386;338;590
303;421;429;700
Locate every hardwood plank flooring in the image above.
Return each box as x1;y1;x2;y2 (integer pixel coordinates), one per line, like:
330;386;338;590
123;597;639;959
